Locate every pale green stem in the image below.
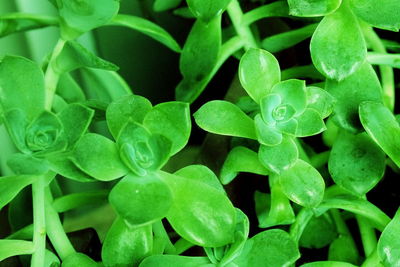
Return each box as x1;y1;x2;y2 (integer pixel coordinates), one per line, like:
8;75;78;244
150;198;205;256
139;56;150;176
31;175;47;267
226;0;258;50
362;25;395;112
45;187;75;260
362;248;384;267
357;195;378;257
174;238;194;255
152;220;176;254
44;38;66;111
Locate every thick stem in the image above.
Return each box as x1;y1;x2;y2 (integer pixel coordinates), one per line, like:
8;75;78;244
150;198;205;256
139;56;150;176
357;215;377;257
152;220;176;254
31;176;47;267
45;187;75;260
44;38;66;111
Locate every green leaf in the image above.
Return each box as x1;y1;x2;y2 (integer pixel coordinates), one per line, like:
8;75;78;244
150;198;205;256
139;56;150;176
72;133;129;181
255;177;295;228
0;240;34;261
109;14;181;53
180;16;221;82
0;56;45;120
254;114;282;146
299;214;337;249
272;79;307;115
329;131;386;196
378;208;400;267
306;86;335;119
295;108;326;137
160;171;236;247
328;235;360;264
55;41;118;73
153;0;182;12
57;73;86;103
0;13;58;38
220;146;268;185
53;190;108;213
55;0;120;40
326;63;382;132
174;165;224;192
301;262;358;267
0;175;36;210
359;101;400;168
117;122;172;176
109;173;172;227
143;102;191;155
102;218;152;266
258;136;298;174
139;255;210;267
187;0;231;22
106;95;152;139
194;100;257;139
47;154;95;182
349;0;400;31
80;68;132;103
310;2;366;80
7;154;49;175
239;48;281;103
279;159;325;208
3;109;29;153
234;229;300;266
62;252;98;267
288;0;341;17
58;103;94;148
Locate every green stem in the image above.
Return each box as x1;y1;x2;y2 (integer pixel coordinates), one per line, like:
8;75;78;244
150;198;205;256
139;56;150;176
31;175;47;267
174;238;194;255
362;248;384;267
226;0;258;50
45;187;75;260
152;220;176;254
362;25;395;112
331;209;352;236
357;215;377;257
44;38;66;111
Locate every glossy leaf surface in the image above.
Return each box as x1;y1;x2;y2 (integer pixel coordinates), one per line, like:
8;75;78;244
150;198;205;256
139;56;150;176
139;255;210;267
61;252;98;267
310;2;366;80
378;209;400;267
174;165;224;192
187;0;231;22
288;0;341;17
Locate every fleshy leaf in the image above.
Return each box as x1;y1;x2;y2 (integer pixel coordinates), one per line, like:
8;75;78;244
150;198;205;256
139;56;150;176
143;102;191;155
349;0;400;31
306;86;335;119
102;219;152;266
47;154;95;182
3;109;29;153
0;175;36;210
279;159;325;208
194;100;257;139
109;14;181;53
299;214;337;249
55;0;120;40
153;0;182;12
258;136;298;173
139;255;210;267
233;229;300;266
187;0;231;22
272;79;307;115
288;0;341;17
310;2;366;80
239;48;281;103
160;171;236;247
326;63;382;132
295;108;326;137
58;103;94;148
260;94;282;125
117;121;172;176
62;253;98;267
0;56;45;120
179;16;221;82
254;114;282;146
328;131;386;196
301;262;358;267
0;240;34;261
378;208;400;267
109;173;173;227
220;146;268;185
328;235;360;264
106;95;152;139
359;101;400;168
7;154;49;175
72;133;129;181
55;41;118;73
174;165;224;192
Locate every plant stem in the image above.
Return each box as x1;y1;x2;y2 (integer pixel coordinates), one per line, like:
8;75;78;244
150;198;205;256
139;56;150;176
44;38;66;111
174;238;194;255
45;187;75;260
152;220;176;254
362;25;395;112
357;215;377;257
362;248;384;267
31;175;47;267
226;0;258;50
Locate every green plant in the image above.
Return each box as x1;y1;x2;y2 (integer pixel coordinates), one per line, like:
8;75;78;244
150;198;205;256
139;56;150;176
0;0;399;266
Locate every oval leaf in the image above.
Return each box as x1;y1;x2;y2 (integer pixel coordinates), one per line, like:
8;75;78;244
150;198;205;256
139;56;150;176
279;159;325;208
288;0;341;17
239;48;281;103
139;255;210;267
0;175;36;210
194;100;257;139
187;0;231;22
310;2;366;81
378;208;400;267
